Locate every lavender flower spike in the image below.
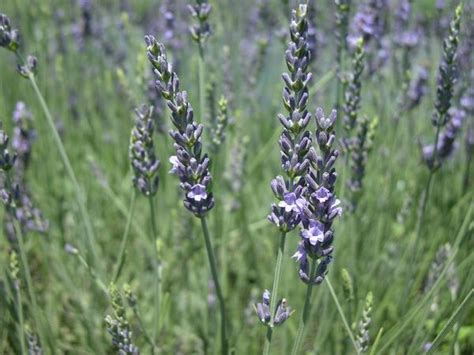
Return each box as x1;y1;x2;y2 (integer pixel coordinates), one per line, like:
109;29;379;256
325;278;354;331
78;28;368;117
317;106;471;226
422;107;465;169
188;0;212;45
295;108;342;285
0;14;20;52
432;4;462;127
269;3;313;232
129;105;160;197
146;36;214;216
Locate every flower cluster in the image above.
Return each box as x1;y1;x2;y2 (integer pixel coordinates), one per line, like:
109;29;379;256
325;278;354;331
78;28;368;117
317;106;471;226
294;108;342;284
211;96;229;150
335;0;351;56
1;120;48;242
356;292;373;353
432;4;462;126
255;290;292;326
268;4;313;233
342;37;365;134
146;36;214;216
0;13;38;77
105;284;139;355
188;0;212;45
0;14;20;52
422;107;465;169
129;105;160;197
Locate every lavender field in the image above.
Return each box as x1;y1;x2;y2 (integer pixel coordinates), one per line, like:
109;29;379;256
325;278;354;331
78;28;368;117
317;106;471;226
0;0;473;354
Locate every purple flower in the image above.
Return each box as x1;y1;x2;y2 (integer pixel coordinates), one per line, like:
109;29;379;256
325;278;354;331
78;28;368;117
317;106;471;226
301;219;324;245
268;5;313;233
129;105;160;197
187;184;207;202
146;36;214;216
294;108;341;285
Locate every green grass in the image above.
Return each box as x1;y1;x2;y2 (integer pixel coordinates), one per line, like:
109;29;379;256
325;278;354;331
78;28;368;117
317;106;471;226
0;0;473;354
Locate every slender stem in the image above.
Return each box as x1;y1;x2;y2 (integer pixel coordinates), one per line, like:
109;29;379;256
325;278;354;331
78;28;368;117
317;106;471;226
405;120;443;300
198;44;206;124
291;258;317;355
326;277;360;354
26;72;97;267
148;196;161;355
15;285;27;355
199;216;228;355
113;190;137;282
263;231;287;355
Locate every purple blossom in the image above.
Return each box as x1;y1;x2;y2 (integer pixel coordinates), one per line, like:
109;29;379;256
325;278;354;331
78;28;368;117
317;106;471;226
268;5;313;233
301;219;324;245
294;108;341;285
422;107;465;169
187;184;207;202
146;36;214;216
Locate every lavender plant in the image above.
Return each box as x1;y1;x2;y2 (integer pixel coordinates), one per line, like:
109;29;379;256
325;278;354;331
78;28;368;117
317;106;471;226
342;37;365;136
145;36;228;353
334;0;351;109
422;107;465;169
105;283;140;355
127;104;161;351
291;108;342;354
211;96;229;151
188;0;212;128
129;105;160;197
409;3;463;303
355;292;373;353
261;4;312;353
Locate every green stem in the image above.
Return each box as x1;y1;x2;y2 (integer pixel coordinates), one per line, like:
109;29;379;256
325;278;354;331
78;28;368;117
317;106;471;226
148;196;161;354
291;258;317;355
15;284;27;355
198;44;206;124
263;231;287;355
326;277;360;354
199;216;228;355
113;190;137;282
26;72;97;267
405;120;443;300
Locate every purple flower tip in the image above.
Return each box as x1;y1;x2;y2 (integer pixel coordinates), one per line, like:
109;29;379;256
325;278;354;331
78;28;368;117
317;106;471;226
187;184;207;202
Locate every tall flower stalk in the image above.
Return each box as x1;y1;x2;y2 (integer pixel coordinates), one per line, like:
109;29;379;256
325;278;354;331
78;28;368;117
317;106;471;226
334;0;351;110
260;5;313;354
291;108;342;355
145;36;228;354
128;105;162;352
409;3;462;296
188;0;212;125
